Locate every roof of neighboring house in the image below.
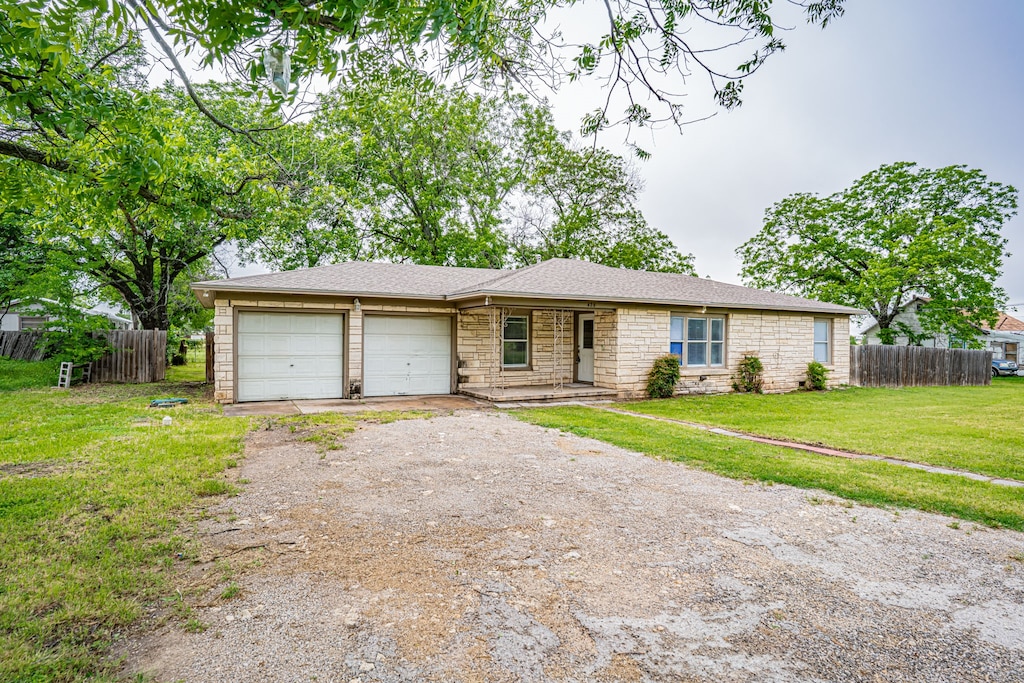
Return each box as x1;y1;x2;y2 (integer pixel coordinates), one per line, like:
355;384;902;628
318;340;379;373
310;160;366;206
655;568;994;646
3;298;132;324
193;258;861;315
982;312;1024;332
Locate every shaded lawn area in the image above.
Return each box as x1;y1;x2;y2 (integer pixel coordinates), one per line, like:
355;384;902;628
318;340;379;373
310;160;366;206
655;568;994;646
514;406;1024;531
615;380;1024;482
0;358;60;391
0;370;248;682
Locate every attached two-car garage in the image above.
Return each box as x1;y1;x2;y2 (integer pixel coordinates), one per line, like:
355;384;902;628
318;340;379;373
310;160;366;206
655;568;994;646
235;311;452;402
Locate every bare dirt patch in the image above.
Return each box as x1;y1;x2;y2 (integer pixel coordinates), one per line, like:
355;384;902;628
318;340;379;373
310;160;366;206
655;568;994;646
122;411;1024;682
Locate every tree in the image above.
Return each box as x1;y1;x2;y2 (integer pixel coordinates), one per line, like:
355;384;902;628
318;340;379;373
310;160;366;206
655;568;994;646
245;74;694;273
737;162;1018;343
509;140;695;273
0;209;49;323
1;1;847;159
5;70;287;329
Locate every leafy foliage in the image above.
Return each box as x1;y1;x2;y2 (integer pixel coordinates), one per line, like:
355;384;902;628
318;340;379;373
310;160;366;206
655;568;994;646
733;354;764;393
1;18;287;329
245;75;694;272
738;163;1018;341
0;1;847;160
805;361;829;391
646;354;682;398
510;138;695;273
34;301;113;364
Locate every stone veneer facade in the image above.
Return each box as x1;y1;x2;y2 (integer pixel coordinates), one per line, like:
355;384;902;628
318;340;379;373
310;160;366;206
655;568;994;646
212;297;850;403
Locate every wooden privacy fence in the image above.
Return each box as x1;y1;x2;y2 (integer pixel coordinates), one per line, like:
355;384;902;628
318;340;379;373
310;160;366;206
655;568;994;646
0;331;45;361
850;345;991;388
90;330;167;383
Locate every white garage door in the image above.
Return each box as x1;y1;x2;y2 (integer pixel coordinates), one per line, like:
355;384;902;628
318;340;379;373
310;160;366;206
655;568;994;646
237;312;344;402
364;315;452;396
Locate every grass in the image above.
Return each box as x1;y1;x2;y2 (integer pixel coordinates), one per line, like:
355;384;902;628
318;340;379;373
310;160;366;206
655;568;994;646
615;382;1024;481
515;406;1024;530
0;359;435;681
0;358;60;391
0;368;248;682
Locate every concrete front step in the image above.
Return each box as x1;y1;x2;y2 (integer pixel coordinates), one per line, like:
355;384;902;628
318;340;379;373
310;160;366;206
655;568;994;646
459;384;618;403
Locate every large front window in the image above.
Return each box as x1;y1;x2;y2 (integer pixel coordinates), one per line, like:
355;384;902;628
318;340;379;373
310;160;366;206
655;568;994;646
671;315;724;367
503;315;529;367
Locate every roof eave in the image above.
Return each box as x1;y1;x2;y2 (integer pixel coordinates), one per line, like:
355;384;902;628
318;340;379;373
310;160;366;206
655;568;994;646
446;290;862;315
190;283;452;309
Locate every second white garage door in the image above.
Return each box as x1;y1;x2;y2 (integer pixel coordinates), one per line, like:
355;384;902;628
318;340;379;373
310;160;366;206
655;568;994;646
363;315;452;396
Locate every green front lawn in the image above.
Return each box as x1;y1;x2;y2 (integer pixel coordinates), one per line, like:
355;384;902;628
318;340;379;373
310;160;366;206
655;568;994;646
616;382;1024;481
515;406;1024;531
0;368;248;682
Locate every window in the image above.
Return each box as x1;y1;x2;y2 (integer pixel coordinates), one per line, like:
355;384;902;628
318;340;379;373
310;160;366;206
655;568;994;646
503;315;529;367
670;315;724;367
18;316;47;331
582;318;594;350
813;319;831;363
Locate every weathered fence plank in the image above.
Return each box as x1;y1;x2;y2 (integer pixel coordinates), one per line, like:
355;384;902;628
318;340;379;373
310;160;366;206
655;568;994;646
0;331;45;361
850;345;991;388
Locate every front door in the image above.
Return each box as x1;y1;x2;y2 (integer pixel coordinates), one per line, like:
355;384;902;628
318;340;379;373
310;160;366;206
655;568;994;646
578;314;594;383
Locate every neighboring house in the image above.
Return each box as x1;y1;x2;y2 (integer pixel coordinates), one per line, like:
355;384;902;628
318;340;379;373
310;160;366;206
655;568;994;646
0;298;133;332
861;297;1024;361
192;258;860;404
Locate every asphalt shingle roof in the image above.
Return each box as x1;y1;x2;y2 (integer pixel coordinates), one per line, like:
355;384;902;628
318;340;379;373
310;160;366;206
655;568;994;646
194;258;860;315
193;261;501;299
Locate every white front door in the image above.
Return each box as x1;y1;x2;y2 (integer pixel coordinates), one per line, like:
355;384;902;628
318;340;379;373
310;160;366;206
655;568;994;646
578;314;594;383
236;312;344;402
363;315;452;396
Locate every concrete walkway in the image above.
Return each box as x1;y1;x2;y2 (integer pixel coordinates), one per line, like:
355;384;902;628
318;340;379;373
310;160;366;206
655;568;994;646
222;395;484;417
590;405;1024;488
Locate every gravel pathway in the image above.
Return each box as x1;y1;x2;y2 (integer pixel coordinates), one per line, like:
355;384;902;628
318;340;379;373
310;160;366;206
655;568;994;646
122;411;1024;682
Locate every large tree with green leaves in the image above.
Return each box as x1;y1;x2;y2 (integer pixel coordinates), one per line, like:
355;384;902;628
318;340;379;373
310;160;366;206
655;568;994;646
2;0;847;157
737;162;1018;343
1;16;288;330
509;138;695;273
245;73;694;272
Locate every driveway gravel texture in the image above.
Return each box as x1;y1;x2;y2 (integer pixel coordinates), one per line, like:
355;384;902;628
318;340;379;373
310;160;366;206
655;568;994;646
123;410;1024;682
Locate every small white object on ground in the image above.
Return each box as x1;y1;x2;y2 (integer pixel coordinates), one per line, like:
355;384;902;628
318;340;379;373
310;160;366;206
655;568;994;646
161;416;172;426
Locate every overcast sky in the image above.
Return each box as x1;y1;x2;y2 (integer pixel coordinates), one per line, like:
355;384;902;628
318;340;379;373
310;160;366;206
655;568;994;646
204;0;1023;315
542;0;1024;312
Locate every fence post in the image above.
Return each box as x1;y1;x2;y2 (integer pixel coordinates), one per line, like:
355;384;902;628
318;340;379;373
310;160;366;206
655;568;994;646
205;331;215;383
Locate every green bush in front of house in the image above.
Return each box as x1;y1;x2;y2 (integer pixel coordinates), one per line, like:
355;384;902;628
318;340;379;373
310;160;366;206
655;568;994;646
646;354;681;398
806;361;830;390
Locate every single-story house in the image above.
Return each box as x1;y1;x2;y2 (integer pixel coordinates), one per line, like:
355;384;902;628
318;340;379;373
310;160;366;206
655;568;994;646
861;297;1024;361
192;258;860;404
0;298;133;332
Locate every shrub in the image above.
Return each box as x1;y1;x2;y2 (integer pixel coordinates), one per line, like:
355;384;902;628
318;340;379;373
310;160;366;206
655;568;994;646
806;361;830;390
35;302;112;364
646;354;681;398
733;354;764;393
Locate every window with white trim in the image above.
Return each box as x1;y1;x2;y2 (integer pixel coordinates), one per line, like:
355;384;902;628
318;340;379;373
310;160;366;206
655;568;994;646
813;319;831;363
502;315;529;367
671;315;724;367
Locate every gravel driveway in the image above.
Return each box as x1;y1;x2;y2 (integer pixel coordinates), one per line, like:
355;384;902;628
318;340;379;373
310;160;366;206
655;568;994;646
124;410;1024;682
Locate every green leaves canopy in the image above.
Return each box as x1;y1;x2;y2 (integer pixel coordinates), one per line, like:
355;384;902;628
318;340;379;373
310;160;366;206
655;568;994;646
737;162;1018;342
244;74;694;273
